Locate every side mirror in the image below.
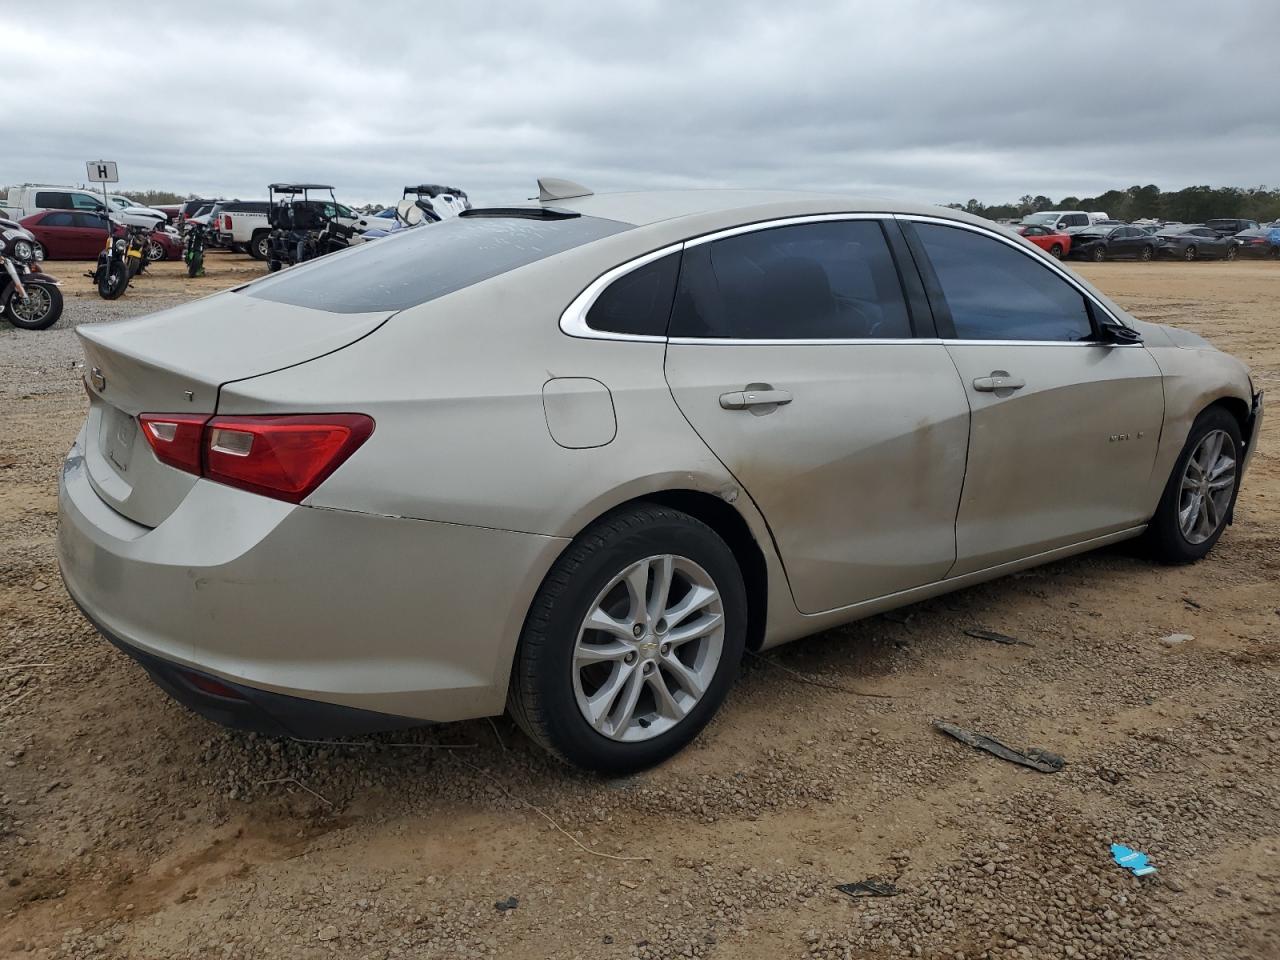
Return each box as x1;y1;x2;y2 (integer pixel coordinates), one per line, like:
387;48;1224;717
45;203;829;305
1100;323;1144;346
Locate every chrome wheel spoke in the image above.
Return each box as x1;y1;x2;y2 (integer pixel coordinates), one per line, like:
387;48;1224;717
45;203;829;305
586;663;637;732
665;584;718;629
585;607;636;641
648;555;674;624
667;611;724;646
622;560;653;626
661;653;706;699
575;639;633;665
647;669;687;721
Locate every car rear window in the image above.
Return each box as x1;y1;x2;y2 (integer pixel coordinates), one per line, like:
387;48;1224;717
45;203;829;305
241;214;629;313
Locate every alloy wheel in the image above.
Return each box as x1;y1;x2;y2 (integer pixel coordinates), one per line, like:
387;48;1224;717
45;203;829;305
9;286;52;325
147;241;164;261
1178;429;1236;544
572;554;724;742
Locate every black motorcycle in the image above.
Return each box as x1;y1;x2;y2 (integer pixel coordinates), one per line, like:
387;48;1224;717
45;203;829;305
91;228;132;300
0;219;63;330
184;221;207;278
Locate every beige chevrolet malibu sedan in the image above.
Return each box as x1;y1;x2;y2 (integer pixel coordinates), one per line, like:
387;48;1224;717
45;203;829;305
59;182;1263;772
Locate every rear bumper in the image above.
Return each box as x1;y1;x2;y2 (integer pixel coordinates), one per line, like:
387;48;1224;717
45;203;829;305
74;595;422;737
58;429;567;728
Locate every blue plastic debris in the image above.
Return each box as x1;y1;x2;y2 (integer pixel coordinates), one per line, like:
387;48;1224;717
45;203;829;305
1111;843;1157;877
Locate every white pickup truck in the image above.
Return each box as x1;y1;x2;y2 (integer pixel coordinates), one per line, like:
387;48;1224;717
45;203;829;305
216;199;364;259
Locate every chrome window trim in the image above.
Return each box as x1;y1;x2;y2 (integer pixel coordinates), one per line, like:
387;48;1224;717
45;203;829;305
559;211;1134;344
558;242;683;342
681;211;889;248
895;213;1127;330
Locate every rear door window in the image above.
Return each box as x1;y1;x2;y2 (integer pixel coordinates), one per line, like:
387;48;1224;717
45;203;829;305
42;212;75;227
669;220;914;339
243;213;629;313
914;222;1094;342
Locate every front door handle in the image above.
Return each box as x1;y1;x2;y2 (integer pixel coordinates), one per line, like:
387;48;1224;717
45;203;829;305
972;373;1026;393
719;388;794;410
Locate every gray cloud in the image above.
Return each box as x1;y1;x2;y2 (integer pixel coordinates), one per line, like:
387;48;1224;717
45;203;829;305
3;0;1278;206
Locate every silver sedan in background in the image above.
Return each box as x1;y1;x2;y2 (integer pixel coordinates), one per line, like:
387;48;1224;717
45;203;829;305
59;182;1263;772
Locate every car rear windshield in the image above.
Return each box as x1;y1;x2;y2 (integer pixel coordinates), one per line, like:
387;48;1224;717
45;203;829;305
240;214;629;313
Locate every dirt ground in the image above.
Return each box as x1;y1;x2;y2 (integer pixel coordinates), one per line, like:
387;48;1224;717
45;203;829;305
1;254;1277;960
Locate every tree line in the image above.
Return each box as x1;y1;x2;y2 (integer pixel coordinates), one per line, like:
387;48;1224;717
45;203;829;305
948;184;1280;224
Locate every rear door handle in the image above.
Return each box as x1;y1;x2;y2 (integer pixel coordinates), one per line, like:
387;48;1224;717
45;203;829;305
719;389;794;410
972;374;1026;393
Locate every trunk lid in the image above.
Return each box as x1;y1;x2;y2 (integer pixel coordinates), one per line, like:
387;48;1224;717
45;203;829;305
78;290;391;527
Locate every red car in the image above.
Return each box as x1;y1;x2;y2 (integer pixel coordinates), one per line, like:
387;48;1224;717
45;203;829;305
1016;224;1071;259
20;210;113;259
21;211;182;261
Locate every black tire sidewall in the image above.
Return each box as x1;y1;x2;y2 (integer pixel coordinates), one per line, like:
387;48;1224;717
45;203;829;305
3;282;63;330
517;509;747;773
1148;407;1242;563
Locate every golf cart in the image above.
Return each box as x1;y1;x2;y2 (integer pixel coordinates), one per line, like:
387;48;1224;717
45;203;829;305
356;184;471;241
264;183;356;272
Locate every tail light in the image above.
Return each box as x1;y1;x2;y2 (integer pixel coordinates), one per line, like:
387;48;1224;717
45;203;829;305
138;413;373;503
223;215;232;230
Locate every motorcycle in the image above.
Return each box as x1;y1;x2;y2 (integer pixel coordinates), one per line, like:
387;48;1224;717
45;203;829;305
184;220;207;278
0;219;63;330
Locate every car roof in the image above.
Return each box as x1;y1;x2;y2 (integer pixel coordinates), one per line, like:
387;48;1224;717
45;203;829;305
481;189;1008;239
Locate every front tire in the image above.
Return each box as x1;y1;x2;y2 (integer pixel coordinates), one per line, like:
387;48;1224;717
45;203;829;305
1091;246;1107;262
1225;245;1238;261
508;504;747;773
3;282;63;330
1145;407;1242;563
97;261;128;300
1139;245;1154;262
1049;243;1064;259
1184;245;1198;261
146;240;166;262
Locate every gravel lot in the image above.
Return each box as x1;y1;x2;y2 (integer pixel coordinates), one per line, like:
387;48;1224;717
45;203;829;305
1;256;1277;959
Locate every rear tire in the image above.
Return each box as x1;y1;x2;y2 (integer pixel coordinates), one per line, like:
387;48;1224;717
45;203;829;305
1184;245;1198;261
1091;246;1106;262
508;504;747;773
146;240;166;262
1139;245;1153;262
1225;245;1238;261
250;232;270;261
1144;407;1242;563
1049;243;1063;259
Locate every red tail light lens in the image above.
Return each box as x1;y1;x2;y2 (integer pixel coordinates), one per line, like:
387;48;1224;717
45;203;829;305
139;414;210;473
137;413;374;503
223;215;232;230
204;414;374;503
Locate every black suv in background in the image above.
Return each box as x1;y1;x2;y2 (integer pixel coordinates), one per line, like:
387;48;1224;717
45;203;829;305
1204;218;1259;237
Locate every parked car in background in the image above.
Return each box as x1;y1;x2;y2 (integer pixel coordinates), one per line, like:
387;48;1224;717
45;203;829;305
179;199;223;225
58;185;1262;771
1021;210;1093;231
1015;224;1071;258
20;210;111;259
212;201;272;258
1231;227;1280;259
5;185;109;220
1155;225;1238;261
102;194;168;225
1066;224;1157;262
1204;218;1259;238
142;224;183;261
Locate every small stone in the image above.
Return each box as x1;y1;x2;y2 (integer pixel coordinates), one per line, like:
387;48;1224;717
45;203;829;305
619;879;639;890
31;581;48;592
1163;877;1186;893
316;925;338;942
1160;633;1193;648
494;896;518;912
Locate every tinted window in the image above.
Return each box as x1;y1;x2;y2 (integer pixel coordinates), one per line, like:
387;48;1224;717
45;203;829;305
71;193;103;211
586;253;679;336
1065;214;1088;226
74;213;108;229
41;212;75;227
669;220;913;339
244;213;628;313
35;191;72;210
915;223;1094;342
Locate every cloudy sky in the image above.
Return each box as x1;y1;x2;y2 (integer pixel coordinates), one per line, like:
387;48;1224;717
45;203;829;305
3;1;1277;207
